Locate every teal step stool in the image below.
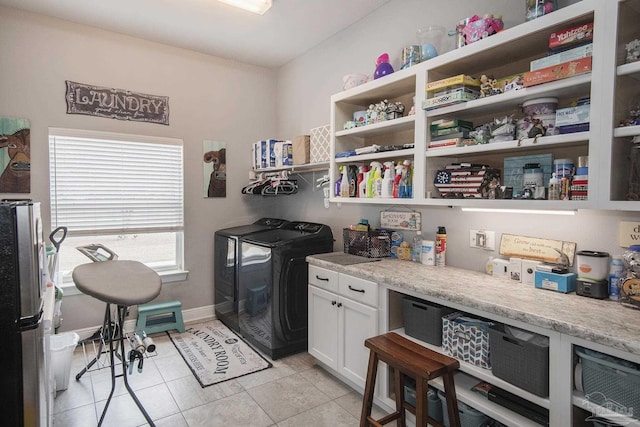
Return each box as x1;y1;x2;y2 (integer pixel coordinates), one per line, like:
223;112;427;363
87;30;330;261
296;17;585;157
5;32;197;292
136;300;185;334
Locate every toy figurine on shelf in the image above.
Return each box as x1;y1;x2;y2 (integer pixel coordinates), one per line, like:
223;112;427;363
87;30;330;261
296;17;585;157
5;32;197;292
374;53;394;79
527;118;546;138
480;74;502;97
619;102;640;127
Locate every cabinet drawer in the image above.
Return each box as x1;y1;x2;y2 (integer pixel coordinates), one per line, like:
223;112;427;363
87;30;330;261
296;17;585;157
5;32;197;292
309;265;339;293
339;274;378;307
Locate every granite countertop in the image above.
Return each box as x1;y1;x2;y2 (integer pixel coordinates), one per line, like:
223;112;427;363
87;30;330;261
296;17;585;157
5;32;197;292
308;252;640;357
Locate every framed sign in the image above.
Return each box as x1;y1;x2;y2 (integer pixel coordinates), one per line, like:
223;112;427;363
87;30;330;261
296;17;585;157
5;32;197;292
65;80;169;125
499;233;576;266
380;210;421;231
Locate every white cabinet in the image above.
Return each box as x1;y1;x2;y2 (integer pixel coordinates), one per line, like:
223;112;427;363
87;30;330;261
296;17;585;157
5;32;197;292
328;0;637;210
308;265;379;389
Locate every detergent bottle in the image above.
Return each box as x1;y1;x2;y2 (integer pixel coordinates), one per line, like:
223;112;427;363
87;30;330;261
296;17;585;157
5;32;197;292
381;161;394;198
335;168;342;197
359;165;369;197
371;162;383;198
339;165;350;197
357;166;364;198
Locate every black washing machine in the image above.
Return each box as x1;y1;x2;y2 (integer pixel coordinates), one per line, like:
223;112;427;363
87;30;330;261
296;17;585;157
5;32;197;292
214;218;289;333
238;221;334;359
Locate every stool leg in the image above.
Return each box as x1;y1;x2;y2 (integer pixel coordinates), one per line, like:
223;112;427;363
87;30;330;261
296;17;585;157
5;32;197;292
442;373;461;427
118;305;156;427
98;304;117;427
415;377;427;427
360;350;379;427
393;369;406;427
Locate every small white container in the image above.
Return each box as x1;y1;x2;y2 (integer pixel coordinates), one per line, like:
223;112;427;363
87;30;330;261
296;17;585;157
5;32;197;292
576;251;610;281
522;97;559;116
51;332;79;391
421;240;435;265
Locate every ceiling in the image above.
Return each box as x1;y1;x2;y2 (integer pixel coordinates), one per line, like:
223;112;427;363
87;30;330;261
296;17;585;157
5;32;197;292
0;0;390;68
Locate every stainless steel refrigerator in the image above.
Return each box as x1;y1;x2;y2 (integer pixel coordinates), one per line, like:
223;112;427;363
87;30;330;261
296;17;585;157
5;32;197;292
0;200;49;426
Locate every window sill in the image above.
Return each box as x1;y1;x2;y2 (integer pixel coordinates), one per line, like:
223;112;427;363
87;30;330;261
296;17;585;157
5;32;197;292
59;269;189;297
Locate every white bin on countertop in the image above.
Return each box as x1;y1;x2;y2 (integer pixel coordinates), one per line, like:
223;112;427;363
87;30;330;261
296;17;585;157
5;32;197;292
50;332;79;391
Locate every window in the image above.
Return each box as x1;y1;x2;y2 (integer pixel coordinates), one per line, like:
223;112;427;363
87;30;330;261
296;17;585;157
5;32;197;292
49;128;185;286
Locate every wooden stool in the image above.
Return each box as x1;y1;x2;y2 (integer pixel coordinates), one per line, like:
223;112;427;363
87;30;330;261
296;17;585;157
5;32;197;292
136;300;185;334
360;332;461;427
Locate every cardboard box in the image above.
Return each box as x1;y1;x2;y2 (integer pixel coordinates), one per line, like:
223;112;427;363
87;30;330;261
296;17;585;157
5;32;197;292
310;125;330;163
509;258;523;282
523;56;592;87
522;260;541;285
426;74;480;93
549;22;593;51
534;271;577;293
292;135;310;165
555;104;591;127
530;43;593;71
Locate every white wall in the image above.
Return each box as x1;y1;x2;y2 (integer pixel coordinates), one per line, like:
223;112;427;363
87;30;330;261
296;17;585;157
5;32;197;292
0;6;281;331
274;0;640;274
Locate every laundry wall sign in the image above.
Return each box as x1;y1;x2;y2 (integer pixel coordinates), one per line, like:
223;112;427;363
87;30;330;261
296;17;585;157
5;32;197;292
65;80;169;125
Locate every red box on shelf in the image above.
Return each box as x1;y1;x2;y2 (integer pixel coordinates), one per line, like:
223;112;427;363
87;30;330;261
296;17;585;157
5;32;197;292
523;56;592;87
549;22;593;51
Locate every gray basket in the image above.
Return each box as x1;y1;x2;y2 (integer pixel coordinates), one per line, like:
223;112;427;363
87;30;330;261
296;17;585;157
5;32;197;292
577;348;640;420
403;377;442;423
403;296;456;346
489;324;549;397
439;390;491;427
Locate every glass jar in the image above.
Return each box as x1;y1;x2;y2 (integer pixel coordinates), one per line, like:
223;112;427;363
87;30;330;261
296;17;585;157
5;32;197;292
526;0;558;21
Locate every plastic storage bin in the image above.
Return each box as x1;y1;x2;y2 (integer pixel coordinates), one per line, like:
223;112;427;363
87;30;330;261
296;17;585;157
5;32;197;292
51;332;79;391
438;390;491;427
403;376;442;423
489;324;550;397
403;296;456;346
577;347;640;420
442;312;493;369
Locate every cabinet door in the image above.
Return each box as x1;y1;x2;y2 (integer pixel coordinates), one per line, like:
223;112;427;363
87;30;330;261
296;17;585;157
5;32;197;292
338;296;378;388
308;285;339;369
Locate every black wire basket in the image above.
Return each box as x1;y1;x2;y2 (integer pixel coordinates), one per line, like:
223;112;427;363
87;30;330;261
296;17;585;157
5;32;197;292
343;228;391;258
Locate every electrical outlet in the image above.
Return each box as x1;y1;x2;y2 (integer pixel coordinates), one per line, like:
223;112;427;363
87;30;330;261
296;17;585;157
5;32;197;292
469;230;496;250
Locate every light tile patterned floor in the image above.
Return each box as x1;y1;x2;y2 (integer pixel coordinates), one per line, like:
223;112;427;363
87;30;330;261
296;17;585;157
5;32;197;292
52;331;388;427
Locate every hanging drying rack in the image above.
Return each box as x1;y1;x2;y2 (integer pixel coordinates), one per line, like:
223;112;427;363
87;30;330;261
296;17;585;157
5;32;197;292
242;170;299;196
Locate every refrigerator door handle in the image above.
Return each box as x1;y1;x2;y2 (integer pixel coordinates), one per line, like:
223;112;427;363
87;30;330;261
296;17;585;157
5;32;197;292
19;308;43;331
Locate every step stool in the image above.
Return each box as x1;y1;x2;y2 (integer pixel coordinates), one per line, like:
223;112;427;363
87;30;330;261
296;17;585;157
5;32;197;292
136;300;185;334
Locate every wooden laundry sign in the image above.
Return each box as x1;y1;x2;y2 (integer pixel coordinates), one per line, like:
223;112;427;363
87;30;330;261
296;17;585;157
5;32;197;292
499;233;576;266
65;80;169;125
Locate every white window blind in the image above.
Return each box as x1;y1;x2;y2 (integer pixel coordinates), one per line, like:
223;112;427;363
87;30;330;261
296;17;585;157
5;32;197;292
49;129;184;236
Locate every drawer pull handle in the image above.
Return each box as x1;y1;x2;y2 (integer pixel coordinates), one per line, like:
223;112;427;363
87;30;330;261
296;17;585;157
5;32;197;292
348;285;365;293
337;302;342;307
316;275;330;281
331;300;337;306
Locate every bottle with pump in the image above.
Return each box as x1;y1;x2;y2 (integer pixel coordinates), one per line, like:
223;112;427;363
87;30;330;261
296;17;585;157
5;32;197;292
359;165;369;197
548;172;560;200
412;230;422;262
381;162;394;198
339;165;350;198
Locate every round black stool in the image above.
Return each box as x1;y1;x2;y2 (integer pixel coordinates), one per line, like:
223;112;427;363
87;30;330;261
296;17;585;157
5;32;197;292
73;260;161;427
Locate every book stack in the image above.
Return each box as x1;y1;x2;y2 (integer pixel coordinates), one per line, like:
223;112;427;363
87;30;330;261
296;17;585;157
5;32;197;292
570;175;588;200
433;163;500;198
429;119;474;149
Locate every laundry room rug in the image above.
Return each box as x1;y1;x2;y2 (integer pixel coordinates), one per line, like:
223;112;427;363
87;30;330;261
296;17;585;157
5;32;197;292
168;320;271;387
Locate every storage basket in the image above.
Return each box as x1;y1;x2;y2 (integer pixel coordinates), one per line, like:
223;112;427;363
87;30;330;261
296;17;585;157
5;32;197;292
577;348;640;420
489;324;549;397
439;390;491;427
310;124;330;163
403;296;456;346
343;228;391;258
442;312;493;369
403;377;442;423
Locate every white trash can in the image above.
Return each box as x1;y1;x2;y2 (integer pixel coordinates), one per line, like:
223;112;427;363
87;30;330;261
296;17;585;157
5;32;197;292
50;332;79;391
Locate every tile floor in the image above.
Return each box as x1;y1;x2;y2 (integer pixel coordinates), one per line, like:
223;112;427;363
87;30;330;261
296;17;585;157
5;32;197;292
52;330;388;427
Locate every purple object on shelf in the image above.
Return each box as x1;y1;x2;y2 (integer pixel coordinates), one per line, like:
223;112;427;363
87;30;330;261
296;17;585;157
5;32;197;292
374;53;394;79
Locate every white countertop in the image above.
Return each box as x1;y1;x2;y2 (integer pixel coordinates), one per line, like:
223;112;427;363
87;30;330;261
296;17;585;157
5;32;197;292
307;252;640;357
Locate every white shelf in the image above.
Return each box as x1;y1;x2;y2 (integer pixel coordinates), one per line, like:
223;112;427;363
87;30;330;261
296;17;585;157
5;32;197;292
572;391;640;426
253;162;329;174
617;61;640;80
331;67;417;104
426;132;589;158
392;328;551;410
335;148;415;164
335;115;415;138
424;74;592;119
613;125;640;138
330;197;418;205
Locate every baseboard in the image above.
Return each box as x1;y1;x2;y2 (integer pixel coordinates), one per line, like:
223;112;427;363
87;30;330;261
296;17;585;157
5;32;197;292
73;305;216;341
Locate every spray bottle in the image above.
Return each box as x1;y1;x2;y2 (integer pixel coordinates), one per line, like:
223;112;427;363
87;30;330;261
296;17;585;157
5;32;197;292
367;162;378;198
359;165;369;197
436;226;447;267
405;160;414;198
392;162;403;198
381;161;394;198
371;161;383;198
335;166;343;197
339;165;350;198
